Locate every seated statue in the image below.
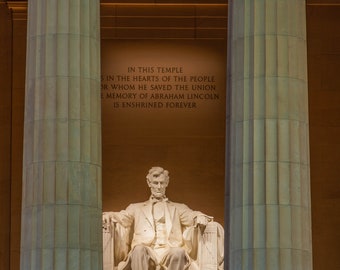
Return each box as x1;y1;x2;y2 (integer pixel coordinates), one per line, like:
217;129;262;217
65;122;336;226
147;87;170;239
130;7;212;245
103;166;224;270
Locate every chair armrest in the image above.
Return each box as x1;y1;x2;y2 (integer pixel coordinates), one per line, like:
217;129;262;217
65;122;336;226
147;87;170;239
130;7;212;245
103;222;115;270
197;222;224;270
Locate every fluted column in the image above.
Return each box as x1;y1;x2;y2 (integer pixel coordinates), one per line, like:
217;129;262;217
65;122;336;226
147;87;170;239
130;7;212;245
20;1;102;270
227;1;312;269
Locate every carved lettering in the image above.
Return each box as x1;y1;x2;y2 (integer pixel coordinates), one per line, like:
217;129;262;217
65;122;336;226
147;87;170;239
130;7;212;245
101;65;221;110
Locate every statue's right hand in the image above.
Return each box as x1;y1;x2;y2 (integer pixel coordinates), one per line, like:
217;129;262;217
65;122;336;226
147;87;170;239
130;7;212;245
102;212;117;224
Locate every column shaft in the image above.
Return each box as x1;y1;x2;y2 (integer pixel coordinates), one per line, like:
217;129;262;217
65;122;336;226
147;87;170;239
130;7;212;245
227;1;312;269
20;1;102;269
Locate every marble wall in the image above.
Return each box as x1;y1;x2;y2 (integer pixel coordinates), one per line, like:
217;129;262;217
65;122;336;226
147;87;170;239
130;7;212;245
307;5;340;270
0;4;12;270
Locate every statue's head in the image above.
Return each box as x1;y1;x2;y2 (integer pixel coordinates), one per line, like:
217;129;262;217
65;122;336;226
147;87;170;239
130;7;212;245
146;166;169;199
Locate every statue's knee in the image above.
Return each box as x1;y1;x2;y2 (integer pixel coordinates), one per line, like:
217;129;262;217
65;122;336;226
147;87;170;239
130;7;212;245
168;247;186;260
131;245;148;258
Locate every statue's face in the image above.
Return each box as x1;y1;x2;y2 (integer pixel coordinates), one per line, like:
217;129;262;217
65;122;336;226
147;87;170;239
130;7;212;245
147;172;169;198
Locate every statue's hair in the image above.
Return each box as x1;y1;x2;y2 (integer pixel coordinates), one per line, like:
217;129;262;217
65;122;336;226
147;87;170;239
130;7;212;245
146;166;169;182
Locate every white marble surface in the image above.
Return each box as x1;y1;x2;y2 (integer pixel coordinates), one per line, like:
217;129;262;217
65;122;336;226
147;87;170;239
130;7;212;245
103;167;224;270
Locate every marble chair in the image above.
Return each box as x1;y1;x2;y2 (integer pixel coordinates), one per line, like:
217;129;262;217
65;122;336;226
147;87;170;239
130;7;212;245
103;219;224;270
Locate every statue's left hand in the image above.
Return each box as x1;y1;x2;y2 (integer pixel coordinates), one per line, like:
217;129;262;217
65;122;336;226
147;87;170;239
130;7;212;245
195;214;213;227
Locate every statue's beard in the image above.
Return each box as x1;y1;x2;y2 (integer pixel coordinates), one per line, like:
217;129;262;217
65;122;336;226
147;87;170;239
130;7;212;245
151;189;166;198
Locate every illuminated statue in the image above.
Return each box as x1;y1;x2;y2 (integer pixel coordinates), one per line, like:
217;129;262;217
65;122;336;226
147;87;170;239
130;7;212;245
103;166;224;270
